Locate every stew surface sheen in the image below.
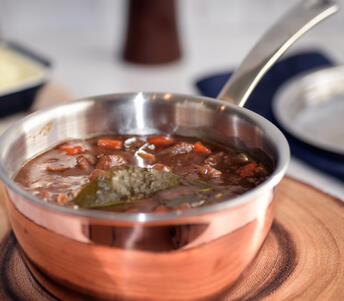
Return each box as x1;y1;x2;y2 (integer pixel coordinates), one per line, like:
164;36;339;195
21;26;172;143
14;135;271;213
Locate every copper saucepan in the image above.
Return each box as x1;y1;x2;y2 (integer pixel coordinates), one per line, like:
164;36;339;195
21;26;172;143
0;1;338;300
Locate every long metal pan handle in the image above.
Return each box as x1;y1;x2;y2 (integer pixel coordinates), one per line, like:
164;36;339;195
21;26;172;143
217;0;339;107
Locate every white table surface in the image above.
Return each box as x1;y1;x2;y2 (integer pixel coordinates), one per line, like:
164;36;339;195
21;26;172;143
1;0;343;200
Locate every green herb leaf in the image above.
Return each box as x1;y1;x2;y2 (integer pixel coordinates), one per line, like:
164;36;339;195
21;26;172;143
73;166;188;209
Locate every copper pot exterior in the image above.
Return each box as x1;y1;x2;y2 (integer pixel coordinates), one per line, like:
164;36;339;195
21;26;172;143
5;187;275;300
0;93;289;300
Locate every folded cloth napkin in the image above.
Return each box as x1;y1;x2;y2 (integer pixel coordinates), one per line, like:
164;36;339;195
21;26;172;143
196;51;344;180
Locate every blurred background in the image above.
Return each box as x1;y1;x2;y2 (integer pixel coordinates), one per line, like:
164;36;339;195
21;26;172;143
0;0;343;196
1;0;343;97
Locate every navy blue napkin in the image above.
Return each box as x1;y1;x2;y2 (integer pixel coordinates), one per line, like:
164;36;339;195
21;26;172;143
196;51;344;180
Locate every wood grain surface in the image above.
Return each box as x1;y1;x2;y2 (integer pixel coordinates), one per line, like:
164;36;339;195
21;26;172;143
0;177;343;301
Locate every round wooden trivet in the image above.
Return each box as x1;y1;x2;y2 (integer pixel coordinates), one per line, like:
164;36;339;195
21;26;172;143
0;177;343;301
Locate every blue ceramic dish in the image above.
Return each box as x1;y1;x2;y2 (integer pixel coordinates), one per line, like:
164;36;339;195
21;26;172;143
0;41;51;118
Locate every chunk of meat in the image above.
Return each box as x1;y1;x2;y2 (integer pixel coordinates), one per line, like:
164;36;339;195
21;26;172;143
159;142;194;155
47;163;71;172
198;164;223;182
173;163;201;180
76;156;91;172
96;154;128;170
83;153;97;165
198;164;222;177
152;163;172;172
204;152;224;166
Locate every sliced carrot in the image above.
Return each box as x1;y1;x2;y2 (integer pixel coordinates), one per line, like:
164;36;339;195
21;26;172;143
97;139;123;150
236;162;257;178
193;141;211;154
59;145;84;155
138;152;156;163
147;135;176;146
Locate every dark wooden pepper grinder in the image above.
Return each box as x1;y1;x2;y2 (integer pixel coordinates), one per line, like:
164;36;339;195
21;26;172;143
122;0;181;64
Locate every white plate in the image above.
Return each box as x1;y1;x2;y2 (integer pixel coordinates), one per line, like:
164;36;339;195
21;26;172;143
272;66;344;155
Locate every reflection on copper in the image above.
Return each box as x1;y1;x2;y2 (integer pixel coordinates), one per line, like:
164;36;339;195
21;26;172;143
163;93;172;101
4;185;276;300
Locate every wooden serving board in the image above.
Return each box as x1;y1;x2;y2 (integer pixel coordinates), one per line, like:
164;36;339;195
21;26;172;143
0;176;343;301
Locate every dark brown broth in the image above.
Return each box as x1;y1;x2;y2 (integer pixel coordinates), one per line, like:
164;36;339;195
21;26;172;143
14;135;271;213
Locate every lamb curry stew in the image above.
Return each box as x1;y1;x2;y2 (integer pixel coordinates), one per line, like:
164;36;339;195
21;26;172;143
14;135;271;213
